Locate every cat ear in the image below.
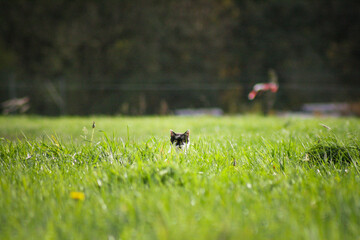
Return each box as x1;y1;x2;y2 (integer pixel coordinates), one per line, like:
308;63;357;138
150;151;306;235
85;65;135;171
184;129;190;136
170;129;175;137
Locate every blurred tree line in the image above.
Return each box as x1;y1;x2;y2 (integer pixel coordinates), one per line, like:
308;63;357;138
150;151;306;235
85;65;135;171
0;0;359;115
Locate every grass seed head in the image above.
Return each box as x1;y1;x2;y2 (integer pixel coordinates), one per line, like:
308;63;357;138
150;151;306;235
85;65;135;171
232;159;236;166
319;123;331;130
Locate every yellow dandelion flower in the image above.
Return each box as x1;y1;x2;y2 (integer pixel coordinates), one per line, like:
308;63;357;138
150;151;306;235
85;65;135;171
70;191;85;200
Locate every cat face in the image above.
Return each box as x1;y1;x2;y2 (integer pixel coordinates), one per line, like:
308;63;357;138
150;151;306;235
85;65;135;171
170;129;190;150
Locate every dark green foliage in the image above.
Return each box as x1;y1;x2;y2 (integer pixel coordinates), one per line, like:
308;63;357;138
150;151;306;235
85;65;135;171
305;143;359;165
0;0;359;114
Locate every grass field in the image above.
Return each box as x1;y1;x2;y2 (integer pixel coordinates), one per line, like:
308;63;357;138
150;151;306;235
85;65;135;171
1;115;359;240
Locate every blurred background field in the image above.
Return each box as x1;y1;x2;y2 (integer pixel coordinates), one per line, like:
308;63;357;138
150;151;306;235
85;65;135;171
1;115;359;141
0;0;359;116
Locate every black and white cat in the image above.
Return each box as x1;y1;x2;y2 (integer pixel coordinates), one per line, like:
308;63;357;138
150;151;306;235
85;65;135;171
170;129;190;152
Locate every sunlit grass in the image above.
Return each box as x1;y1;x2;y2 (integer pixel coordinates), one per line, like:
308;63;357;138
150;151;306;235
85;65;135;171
0;115;359;240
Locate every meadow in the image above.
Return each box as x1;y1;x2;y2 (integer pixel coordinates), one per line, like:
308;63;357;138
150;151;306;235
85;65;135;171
0;115;359;240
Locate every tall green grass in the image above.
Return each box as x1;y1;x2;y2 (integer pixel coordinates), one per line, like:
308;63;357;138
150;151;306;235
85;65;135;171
0;116;359;240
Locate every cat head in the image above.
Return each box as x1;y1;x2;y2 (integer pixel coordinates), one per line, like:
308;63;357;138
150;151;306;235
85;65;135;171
170;129;190;150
